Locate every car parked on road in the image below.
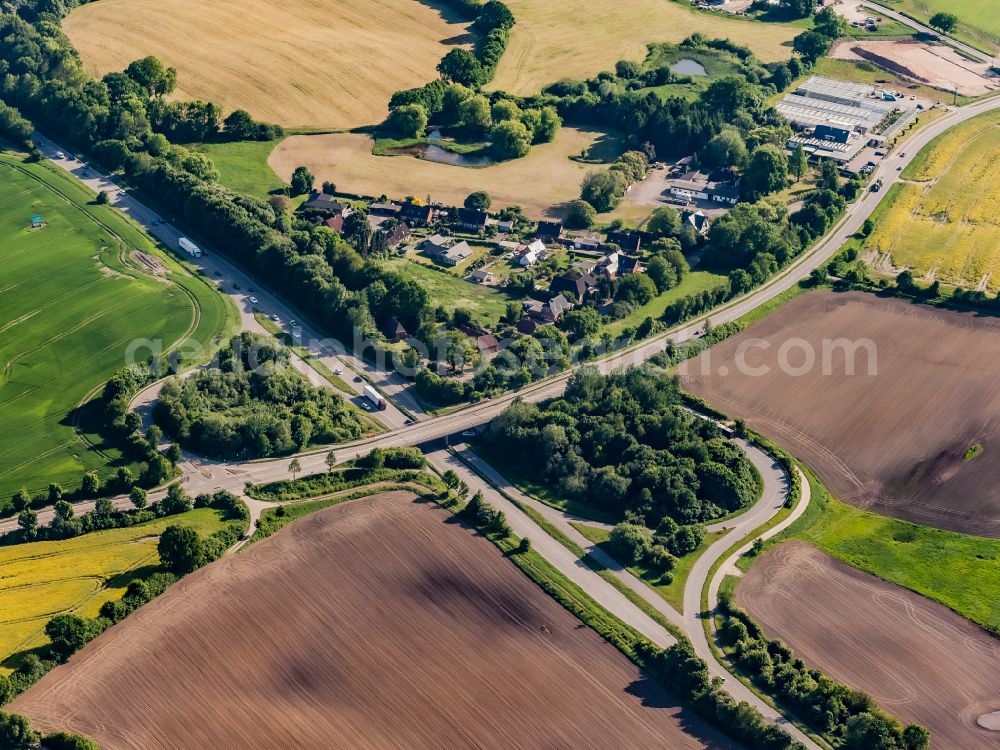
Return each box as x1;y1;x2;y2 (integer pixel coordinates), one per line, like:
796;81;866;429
248;296;258;304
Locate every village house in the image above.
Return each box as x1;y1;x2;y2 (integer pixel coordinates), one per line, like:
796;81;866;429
400;202;434;226
535;220;563;241
302;192;351;215
596;252;643;279
667;171;740;206
418;234;473;266
369;201;401;217
384;223;411;248
320;214;344;232
549;272;598;303
605;230;641;254
524;295;573;324
568;235;601;251
459;323;500;354
382;316;408;343
457;208;488;231
516;238;546;267
681;209;711;237
468;268;495;285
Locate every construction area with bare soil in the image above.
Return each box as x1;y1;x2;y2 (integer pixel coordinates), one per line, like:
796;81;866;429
681;290;1000;537
11;491;734;750
735;541;1000;748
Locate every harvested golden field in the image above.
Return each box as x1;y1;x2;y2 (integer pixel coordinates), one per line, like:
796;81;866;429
0;509;225;671
737;542;1000;748
13;492;734;749
63;0;472;129
867;110;1000;290
489;0;797;94
269;127;621;218
681;291;1000;537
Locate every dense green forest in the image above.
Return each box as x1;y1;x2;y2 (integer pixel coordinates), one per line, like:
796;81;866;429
485;365;760;527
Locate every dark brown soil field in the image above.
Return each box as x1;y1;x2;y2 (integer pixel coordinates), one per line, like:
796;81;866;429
12;491;733;750
682;290;1000;536
736;541;1000;748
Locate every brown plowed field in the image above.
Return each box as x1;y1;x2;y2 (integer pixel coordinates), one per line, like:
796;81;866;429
681;290;1000;537
12;491;732;750
736;541;1000;748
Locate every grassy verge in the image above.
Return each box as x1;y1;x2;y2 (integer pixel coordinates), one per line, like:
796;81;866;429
572;522;724;614
471;443;619;525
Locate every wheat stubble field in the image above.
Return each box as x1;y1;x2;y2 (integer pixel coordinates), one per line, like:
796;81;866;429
681;290;1000;537
63;0;472;129
12;491;733;749
736;541;1000;748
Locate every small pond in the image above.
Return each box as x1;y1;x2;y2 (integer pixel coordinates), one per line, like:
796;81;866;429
670;58;708;77
423;144;495;167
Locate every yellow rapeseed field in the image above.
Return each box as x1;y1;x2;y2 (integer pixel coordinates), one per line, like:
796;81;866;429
868;111;1000;289
0;509;224;670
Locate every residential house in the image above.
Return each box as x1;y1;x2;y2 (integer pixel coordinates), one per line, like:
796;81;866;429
369;201;401;217
605;230;641;254
549;272;598;303
516;239;546;267
459;323;500;354
667;171;740;206
420;235;473;266
400;202;434;226
468;268;495;285
302;192;351;215
681;209;710;237
321;214;344;232
570;235;601;251
457;208;488;231
495;219;514;234
384;223;411;248
382;316;408;343
536;220;563;241
618;255;642;275
524;295;573;323
571;259;597;275
516;317;540;335
596;253;620;278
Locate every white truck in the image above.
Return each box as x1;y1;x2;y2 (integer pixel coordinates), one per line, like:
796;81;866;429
178;237;203;257
363;384;387;411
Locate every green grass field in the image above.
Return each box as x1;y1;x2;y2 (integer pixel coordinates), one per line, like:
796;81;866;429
381;256;511;326
0;153;235;501
192;139;286;199
772;468;1000;635
883;0;1000;51
0;508;226;672
603;271;728;336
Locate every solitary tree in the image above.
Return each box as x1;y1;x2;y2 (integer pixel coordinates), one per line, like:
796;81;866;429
11;488;30;512
17;508;37;539
157;525;204;574
289;457;302;480
54;499;74;520
94;190;109;205
928;11;958;33
129;486;148;509
789;143;808;181
464;191;491;210
325;450;337;473
290;165;314;196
